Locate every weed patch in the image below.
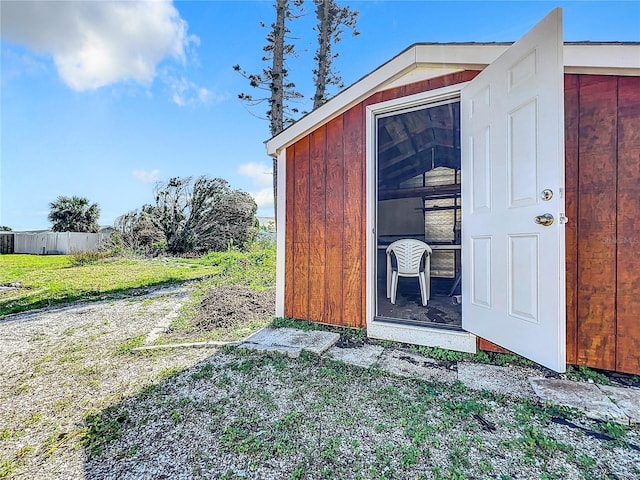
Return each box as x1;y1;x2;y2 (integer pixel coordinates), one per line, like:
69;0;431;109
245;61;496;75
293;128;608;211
0;458;16;479
182;240;276;291
115;335;145;355
518;425;573;459
84;408;130;456
191;363;216;380
69;250;111;267
565;365;612;385
593;420;629;442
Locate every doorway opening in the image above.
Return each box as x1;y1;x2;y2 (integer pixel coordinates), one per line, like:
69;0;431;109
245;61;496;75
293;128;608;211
375;97;462;330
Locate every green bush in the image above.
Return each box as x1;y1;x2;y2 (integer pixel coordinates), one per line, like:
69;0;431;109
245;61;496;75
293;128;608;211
151;239;167;257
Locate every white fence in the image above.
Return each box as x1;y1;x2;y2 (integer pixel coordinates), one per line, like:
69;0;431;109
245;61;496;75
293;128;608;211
14;232;111;255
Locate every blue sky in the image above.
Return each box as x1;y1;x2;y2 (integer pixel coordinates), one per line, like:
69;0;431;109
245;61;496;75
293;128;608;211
1;1;638;231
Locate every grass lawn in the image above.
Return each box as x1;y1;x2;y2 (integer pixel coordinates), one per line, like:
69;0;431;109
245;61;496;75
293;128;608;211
0;241;276;317
0;254;219;316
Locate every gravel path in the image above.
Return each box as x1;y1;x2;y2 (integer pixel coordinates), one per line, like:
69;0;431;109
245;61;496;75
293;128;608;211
1;286;218;480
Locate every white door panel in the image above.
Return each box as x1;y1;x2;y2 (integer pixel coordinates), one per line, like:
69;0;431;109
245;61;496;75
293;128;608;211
462;8;566;372
471;236;492;308
508;234;539;322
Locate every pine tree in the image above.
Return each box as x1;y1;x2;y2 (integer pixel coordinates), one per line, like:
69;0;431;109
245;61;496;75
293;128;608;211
234;0;304;221
235;0;359;221
234;0;304;136
312;0;359;109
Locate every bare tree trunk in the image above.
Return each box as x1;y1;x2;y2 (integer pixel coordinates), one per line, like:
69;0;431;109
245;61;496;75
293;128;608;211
270;0;288;223
270;0;286;136
313;0;331;110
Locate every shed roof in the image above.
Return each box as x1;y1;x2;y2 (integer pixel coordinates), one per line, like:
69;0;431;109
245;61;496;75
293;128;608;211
266;42;640;156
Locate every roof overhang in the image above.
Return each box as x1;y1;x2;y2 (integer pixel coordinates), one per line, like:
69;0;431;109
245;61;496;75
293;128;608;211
266;42;640;157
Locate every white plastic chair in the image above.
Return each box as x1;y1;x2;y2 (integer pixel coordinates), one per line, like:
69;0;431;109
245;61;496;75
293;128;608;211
386;239;432;306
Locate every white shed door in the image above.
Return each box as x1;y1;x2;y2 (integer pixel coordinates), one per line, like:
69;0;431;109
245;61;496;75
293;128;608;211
461;9;566;372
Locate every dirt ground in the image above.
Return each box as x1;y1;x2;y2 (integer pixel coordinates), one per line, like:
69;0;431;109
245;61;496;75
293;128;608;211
192;285;275;332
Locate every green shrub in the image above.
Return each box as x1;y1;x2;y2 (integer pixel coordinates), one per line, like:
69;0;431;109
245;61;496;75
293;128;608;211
151;239;167;257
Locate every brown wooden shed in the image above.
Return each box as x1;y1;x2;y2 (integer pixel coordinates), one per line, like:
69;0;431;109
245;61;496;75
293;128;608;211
266;10;640;374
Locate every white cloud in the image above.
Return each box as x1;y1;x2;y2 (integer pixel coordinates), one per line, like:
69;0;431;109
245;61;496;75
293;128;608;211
1;1;196;91
238;162;274;211
251;188;275;210
238;162;273;188
162;70;219;107
132;169;160;184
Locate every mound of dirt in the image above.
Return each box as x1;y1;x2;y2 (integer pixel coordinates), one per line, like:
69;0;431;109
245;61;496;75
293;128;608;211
193;285;275;331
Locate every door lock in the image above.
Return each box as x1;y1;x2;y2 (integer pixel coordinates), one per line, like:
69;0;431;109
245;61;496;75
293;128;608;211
541;189;553;201
534;213;554;226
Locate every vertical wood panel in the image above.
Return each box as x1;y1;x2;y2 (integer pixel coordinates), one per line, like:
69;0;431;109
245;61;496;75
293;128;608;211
325;116;345;325
358;93;370;328
576;76;618;370
308;127;327;323
616;76;640;374
292;136;310;319
284;146;296;318
342;103;364;327
564;74;580;365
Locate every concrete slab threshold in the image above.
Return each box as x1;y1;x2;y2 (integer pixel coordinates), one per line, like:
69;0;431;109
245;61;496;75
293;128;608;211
529;378;631;424
457;363;539;399
598;384;640;424
327;344;384;368
377;348;458;383
238;327;340;358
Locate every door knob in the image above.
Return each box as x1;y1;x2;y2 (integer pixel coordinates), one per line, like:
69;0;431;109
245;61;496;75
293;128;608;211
534;213;554;226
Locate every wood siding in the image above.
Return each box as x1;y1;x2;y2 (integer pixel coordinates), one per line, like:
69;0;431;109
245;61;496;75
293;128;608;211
285;112;366;326
616;77;640;374
284;72;640;374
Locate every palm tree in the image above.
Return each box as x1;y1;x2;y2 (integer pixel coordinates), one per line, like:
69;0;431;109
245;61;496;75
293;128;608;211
48;196;100;232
